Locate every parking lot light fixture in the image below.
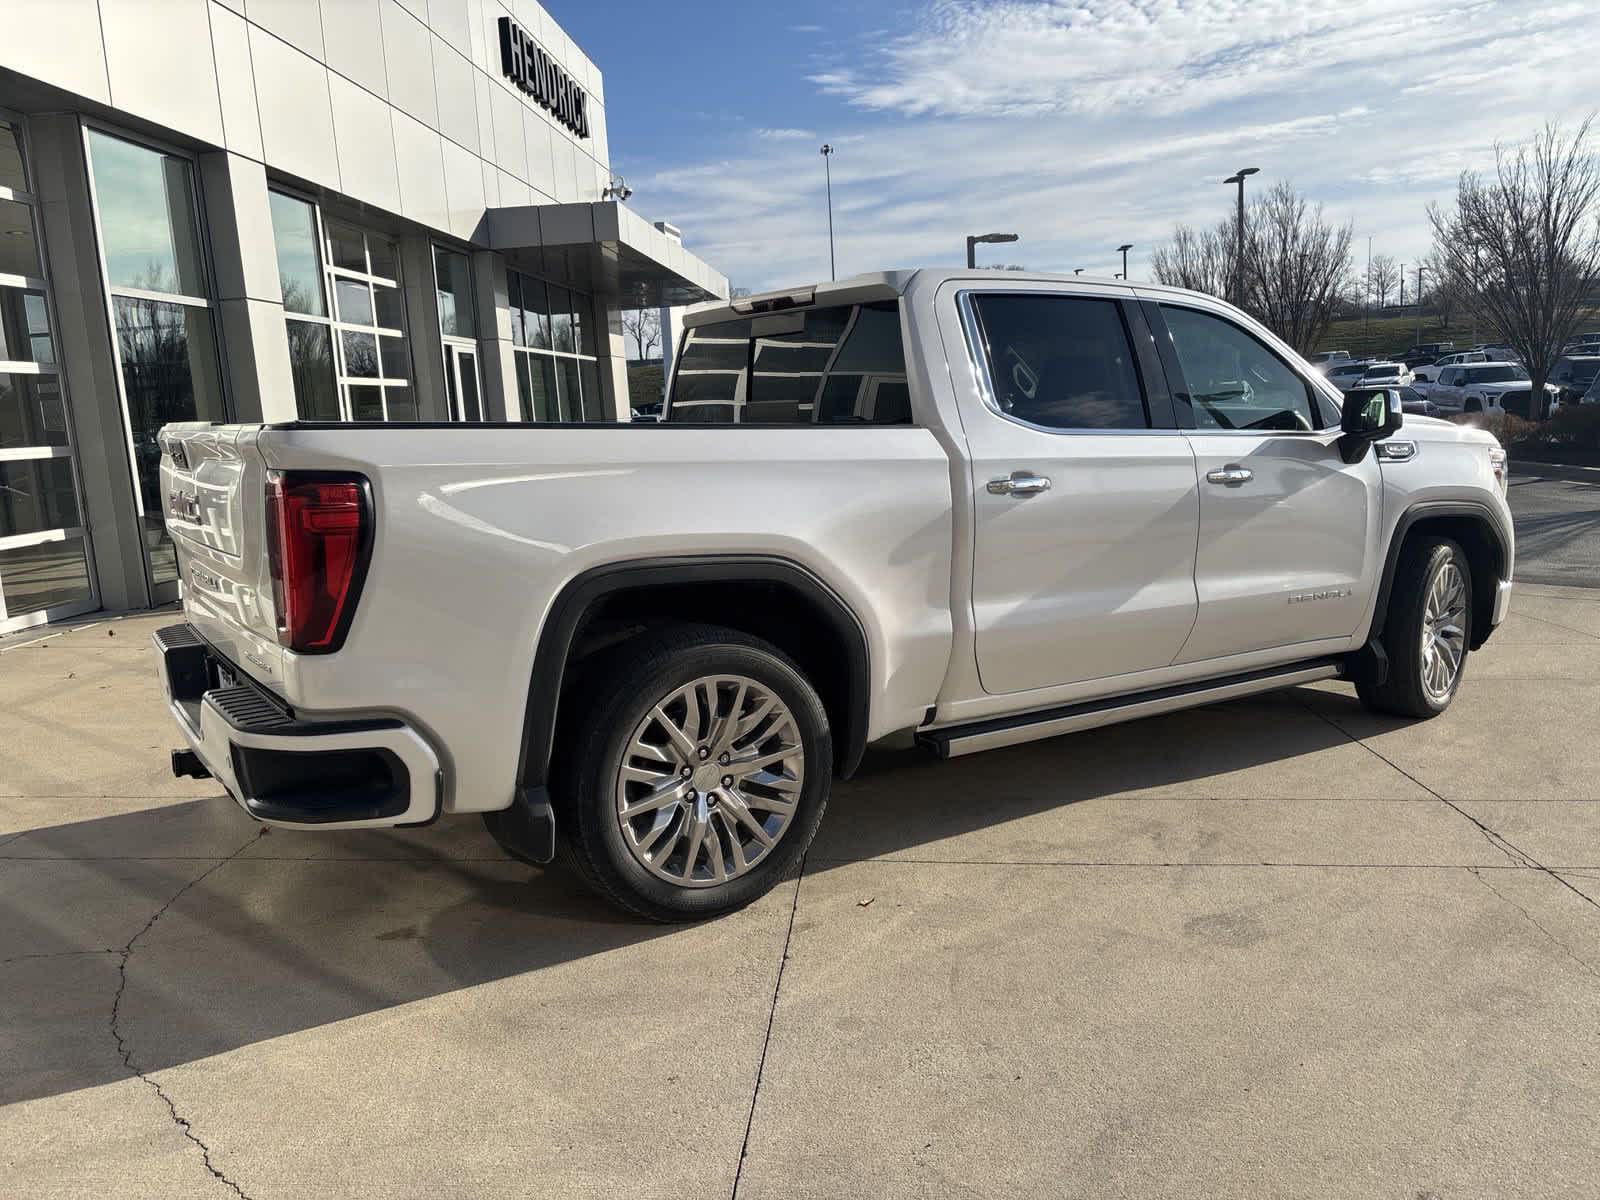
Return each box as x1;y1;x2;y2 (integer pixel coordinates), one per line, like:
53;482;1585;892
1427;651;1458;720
1117;243;1133;279
1223;167;1260;305
966;231;1019;269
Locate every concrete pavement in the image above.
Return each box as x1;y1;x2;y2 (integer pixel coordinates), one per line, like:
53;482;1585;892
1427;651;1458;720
4;590;1600;1198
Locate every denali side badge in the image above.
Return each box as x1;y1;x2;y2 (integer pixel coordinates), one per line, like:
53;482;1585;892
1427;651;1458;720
1288;588;1353;605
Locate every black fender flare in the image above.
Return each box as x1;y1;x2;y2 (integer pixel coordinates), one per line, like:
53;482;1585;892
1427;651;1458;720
1370;500;1510;645
515;554;874;801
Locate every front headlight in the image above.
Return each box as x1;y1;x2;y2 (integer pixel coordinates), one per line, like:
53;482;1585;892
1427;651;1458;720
1489;446;1508;495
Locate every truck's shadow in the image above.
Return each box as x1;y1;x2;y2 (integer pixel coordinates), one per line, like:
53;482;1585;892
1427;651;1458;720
2;685;1382;1105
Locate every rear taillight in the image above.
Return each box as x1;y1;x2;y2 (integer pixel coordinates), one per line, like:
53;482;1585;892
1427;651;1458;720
264;472;371;653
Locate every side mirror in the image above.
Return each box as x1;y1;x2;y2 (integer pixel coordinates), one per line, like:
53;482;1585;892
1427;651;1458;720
1338;387;1403;463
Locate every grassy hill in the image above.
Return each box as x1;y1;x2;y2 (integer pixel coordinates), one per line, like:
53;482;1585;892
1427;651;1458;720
1316;307;1600;359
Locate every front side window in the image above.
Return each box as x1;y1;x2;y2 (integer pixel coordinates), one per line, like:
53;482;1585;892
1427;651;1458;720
972;294;1147;430
86;130;224;589
668;301;910;424
1161;305;1318;432
1469;365;1527;384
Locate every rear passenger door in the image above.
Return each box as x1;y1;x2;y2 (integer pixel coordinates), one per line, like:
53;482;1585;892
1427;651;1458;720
1147;300;1381;664
955;287;1200;694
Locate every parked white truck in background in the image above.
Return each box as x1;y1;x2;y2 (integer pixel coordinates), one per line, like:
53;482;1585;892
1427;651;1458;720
154;270;1514;920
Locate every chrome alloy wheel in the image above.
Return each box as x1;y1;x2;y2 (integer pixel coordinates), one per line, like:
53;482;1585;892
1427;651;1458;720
1420;560;1468;702
614;675;805;888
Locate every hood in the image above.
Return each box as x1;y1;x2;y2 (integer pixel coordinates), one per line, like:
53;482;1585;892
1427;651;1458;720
1400;414;1500;448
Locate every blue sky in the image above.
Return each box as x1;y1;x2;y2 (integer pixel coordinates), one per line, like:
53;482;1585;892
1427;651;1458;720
547;0;1600;293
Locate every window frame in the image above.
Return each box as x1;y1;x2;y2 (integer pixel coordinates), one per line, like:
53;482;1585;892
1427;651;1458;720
506;266;602;422
0;109;98;630
1145;299;1342;434
957;287;1178;435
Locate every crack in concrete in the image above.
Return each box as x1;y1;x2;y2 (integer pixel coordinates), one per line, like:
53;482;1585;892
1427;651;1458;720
730;854;806;1200
2;948;116;966
110;829;264;1200
1469;868;1600;984
1302;701;1600;916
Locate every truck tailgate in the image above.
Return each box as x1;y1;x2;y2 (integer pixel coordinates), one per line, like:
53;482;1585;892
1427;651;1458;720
158;422;286;688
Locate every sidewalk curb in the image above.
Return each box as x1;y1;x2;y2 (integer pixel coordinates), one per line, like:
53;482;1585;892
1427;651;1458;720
1509;459;1600;484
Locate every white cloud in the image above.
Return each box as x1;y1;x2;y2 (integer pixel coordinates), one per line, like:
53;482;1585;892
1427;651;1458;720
635;0;1600;292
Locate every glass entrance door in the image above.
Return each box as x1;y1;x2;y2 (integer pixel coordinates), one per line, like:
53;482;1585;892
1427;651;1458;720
443;343;482;421
0;116;98;632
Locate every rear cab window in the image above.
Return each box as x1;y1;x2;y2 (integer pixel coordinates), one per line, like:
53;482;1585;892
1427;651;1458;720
667;301;910;424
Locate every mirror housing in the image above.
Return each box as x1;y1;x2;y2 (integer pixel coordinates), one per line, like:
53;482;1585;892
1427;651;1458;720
1338;387;1404;463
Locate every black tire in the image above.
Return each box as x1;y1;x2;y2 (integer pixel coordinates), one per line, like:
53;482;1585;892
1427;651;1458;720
554;623;832;922
1357;537;1472;718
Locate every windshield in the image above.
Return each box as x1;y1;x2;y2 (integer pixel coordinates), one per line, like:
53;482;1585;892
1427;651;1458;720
1468;365;1528;383
1364;365;1402;379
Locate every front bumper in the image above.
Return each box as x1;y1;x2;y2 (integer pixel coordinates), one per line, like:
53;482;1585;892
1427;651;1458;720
153;623;441;829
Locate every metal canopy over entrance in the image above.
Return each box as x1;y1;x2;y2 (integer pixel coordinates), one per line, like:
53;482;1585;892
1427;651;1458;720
483;201;727;309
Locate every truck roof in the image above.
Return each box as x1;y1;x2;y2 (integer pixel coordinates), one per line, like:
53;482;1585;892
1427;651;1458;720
682;268;1176;327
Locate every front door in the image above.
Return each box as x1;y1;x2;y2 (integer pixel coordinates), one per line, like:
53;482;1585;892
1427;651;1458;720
955;286;1200;695
1150;300;1381;665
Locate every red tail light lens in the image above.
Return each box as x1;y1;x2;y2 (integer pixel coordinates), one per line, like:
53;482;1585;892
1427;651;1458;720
264;473;371;653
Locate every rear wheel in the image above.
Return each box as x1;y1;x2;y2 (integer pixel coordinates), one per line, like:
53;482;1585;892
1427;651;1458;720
556;624;831;921
1357;537;1472;718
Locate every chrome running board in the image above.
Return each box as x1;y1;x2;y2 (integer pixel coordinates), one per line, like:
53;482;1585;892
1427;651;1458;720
919;658;1343;759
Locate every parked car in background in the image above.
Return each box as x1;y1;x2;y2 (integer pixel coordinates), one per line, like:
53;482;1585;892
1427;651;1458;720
1308;349;1353;369
1561;333;1600;355
1547;355;1600;407
1434;363;1558;418
1324;361;1374;391
1396;386;1441;418
148;269;1515;919
1401;342;1454;367
1413;351;1489;386
1358;361;1415;388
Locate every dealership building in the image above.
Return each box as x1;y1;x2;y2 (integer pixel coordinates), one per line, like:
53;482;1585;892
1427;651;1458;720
0;0;725;632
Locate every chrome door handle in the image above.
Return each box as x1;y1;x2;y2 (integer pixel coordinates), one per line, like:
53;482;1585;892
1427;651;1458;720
987;472;1052;497
1205;465;1253;486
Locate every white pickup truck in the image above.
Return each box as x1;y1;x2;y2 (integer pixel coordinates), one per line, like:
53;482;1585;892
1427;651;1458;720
154;270;1515;920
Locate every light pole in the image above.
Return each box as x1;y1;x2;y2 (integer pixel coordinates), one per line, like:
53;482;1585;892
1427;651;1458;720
1074;268;1084;275
966;231;1018;269
820;144;836;281
1399;262;1406;311
1117;243;1133;280
1415;264;1427;345
1223;166;1259;305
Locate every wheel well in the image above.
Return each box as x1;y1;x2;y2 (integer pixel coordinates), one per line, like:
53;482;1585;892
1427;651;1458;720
1396;514;1504;649
525;566;871;792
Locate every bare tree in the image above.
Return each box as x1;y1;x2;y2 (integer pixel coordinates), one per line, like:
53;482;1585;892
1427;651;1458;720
1241;182;1354;354
1149;219;1234;298
1368;254;1400;309
619;307;661;361
1430;117;1600;408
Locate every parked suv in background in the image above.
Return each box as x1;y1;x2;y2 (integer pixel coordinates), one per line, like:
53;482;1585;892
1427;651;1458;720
1413;351;1489;386
152;270;1515;920
1325;361;1373;391
1358;361;1415;388
1547;355;1600;407
1308;349;1353;369
1430;362;1554;416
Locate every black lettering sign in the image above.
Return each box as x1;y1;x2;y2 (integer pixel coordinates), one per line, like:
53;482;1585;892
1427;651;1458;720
497;16;590;140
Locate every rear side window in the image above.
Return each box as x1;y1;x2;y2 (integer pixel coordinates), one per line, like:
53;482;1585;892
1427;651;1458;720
667;301;910;424
971;294;1149;429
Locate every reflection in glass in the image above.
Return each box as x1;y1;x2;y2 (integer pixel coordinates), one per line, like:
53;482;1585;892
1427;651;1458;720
268;191;325;316
521;275;551;348
0;198;41;278
287;321;337;420
434;247;474;337
367;236;398;282
335;278;373;326
549;286;575;353
0;288;52;365
0;124;26;193
579;359;602;420
110;295;223;583
379;333;410;381
514;351;532;418
509;273;526;348
341;331;379;377
326;220;366;272
0;536;93;617
86;132;204;295
374;283;404;331
557;356;582;421
386;389;418;422
348;385;383;421
0;457;82;537
0;373;68;448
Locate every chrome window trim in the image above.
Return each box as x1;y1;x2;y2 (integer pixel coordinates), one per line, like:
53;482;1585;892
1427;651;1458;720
954;287;1183;438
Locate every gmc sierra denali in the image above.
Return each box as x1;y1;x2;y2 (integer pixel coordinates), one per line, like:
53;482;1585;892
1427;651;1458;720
153;270;1514;920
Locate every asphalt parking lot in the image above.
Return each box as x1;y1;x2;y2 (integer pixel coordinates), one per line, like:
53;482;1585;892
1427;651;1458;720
5;572;1600;1199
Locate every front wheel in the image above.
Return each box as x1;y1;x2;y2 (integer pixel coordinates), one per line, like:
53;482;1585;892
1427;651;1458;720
556;624;832;921
1357;537;1472;718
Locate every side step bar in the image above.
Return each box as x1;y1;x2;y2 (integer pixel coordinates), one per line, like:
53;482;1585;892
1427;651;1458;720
919;658;1344;759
